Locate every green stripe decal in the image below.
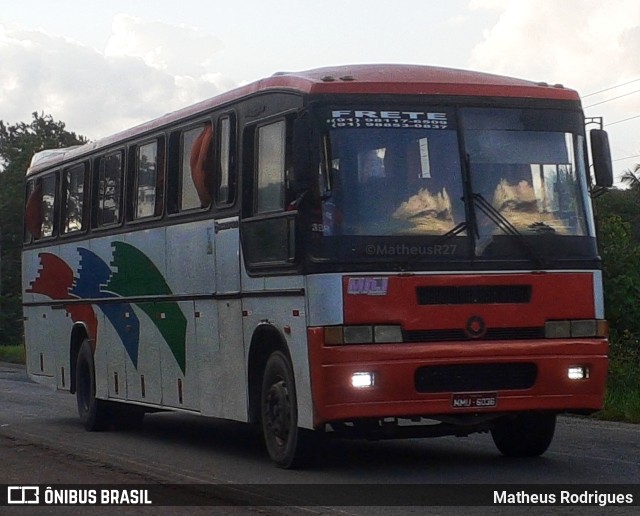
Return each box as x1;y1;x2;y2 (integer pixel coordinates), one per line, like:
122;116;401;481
107;242;187;373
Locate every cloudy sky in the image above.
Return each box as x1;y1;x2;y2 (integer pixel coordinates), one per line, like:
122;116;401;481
1;0;639;180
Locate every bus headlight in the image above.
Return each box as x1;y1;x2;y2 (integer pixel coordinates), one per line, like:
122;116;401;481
351;372;375;388
568;366;589;380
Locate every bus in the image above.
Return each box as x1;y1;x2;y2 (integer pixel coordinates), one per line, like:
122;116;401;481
22;64;613;468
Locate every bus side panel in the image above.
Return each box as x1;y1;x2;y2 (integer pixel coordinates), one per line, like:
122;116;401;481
241;282;312;429
23;243;71;389
216;298;247;421
23;305;56;386
195;298;248;421
93;310;109;400
166;220;217;295
21;248;40;306
156;300;199;410
265;276;314;431
165;219;218;412
122;228;167;407
56;243;85;391
98;306;129;401
195;298;221;416
87;236;131;403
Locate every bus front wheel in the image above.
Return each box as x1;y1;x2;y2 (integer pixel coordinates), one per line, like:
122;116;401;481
261;351;309;468
491;412;556;457
76;340;110;431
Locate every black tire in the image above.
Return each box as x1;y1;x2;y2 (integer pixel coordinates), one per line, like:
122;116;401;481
491;412;556;457
76;340;110;431
261;351;310;468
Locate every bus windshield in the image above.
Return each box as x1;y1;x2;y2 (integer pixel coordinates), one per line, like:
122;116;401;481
310;106;596;267
463;108;592;256
320;108;465;237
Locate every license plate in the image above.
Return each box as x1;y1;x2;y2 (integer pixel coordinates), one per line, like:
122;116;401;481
451;392;497;409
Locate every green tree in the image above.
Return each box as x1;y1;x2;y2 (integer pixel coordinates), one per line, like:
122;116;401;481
621;165;640;192
597;214;640;336
0;112;86;344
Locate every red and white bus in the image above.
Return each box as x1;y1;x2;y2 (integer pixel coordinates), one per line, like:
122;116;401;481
22;64;613;468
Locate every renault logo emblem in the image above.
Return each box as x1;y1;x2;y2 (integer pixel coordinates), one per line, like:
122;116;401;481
465;316;486;339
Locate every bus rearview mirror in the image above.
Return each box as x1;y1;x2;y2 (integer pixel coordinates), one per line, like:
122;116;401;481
590;129;613;188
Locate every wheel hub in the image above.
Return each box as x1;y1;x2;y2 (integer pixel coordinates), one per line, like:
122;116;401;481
265;380;290;443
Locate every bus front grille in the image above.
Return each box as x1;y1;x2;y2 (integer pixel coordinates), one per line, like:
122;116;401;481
403;327;545;342
416;285;532;305
414;363;537;393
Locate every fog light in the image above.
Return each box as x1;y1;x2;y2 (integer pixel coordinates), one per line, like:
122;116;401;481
568;366;588;380
351;372;375;388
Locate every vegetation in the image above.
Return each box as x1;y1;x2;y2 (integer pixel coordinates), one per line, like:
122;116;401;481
594;169;640;422
599;336;640;423
0;113;638;421
0;344;25;364
0;113;86;346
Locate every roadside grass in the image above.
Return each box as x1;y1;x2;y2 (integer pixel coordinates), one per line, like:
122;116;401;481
0;344;25;365
597;339;640;424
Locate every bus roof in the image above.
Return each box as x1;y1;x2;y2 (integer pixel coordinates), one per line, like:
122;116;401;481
27;64;580;175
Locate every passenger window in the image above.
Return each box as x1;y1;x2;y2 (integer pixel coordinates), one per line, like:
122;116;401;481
62;163;87;234
135;139;164;219
24;180;40;242
96;151;123;227
180;125;213;211
25;173;57;240
256;120;286;214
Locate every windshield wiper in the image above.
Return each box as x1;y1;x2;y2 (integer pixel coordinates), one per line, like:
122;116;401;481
434;221;468;243
471;193;547;268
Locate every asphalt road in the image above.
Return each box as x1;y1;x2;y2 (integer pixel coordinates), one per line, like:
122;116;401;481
1;362;638;514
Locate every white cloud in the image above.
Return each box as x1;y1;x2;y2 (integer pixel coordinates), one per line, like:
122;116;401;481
105;14;224;76
470;0;640;89
469;0;640;177
469;0;511;10
0;17;235;140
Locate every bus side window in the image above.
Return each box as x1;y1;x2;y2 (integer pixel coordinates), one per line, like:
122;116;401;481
24;179;43;241
256;120;286;214
95;151;123;227
25;173;57;240
62;163;87;234
242;118;296;267
134;138;165;219
178;124;213;211
217;114;236;206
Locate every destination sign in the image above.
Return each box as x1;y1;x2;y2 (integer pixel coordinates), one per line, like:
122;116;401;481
327;109;450;129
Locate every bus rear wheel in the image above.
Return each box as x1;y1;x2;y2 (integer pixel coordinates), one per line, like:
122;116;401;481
491;412;556;457
261;351;309;468
76;340;110;431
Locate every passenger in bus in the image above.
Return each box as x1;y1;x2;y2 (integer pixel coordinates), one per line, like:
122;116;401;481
354;146;404;234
